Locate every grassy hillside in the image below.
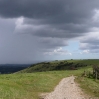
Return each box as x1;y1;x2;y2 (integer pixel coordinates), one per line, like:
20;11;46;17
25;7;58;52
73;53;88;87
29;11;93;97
0;68;90;99
18;59;99;73
76;76;99;97
0;59;99;99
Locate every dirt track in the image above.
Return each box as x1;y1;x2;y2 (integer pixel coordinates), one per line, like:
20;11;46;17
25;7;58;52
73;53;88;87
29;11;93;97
42;76;89;99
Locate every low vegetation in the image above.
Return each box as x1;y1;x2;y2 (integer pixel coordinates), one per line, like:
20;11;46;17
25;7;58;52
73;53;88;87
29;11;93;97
0;59;99;99
76;76;99;98
0;70;81;99
92;65;99;79
18;59;99;73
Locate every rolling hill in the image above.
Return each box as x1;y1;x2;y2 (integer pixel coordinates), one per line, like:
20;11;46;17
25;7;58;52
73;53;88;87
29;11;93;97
17;59;99;73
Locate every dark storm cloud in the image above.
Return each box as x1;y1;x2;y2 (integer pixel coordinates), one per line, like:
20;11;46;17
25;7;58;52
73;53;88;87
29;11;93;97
1;0;99;38
0;0;65;18
0;0;97;19
38;37;68;49
80;44;99;50
81;38;99;45
80;35;99;53
0;0;99;63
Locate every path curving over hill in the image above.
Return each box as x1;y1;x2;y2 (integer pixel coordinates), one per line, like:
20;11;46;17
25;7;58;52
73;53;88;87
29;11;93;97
41;76;89;99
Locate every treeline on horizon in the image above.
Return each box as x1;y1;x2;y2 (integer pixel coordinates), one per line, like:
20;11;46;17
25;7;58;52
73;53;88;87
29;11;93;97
19;60;92;73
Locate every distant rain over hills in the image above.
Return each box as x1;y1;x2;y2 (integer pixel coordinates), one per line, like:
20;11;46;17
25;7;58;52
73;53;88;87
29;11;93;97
0;0;99;63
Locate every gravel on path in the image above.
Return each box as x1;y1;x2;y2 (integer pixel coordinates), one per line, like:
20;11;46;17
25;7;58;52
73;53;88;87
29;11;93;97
41;76;89;99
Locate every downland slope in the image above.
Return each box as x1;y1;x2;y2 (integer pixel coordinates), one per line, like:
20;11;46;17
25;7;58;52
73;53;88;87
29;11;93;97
17;59;99;73
0;59;99;99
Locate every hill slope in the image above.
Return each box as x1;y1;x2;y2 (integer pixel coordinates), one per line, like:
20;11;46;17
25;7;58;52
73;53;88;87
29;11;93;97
0;59;99;99
18;59;99;73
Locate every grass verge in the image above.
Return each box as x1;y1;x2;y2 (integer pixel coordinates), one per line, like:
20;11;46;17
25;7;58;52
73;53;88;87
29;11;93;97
76;76;99;98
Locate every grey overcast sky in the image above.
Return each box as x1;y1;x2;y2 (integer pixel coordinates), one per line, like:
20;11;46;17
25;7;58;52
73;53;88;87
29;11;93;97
0;0;99;63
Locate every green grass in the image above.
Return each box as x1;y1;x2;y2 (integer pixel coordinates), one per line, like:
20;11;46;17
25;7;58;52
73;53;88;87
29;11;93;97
0;59;99;99
18;59;99;73
0;66;92;99
76;76;99;97
0;71;67;99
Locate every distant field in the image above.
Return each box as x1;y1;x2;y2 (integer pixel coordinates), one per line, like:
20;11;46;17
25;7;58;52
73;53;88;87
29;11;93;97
0;59;99;99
